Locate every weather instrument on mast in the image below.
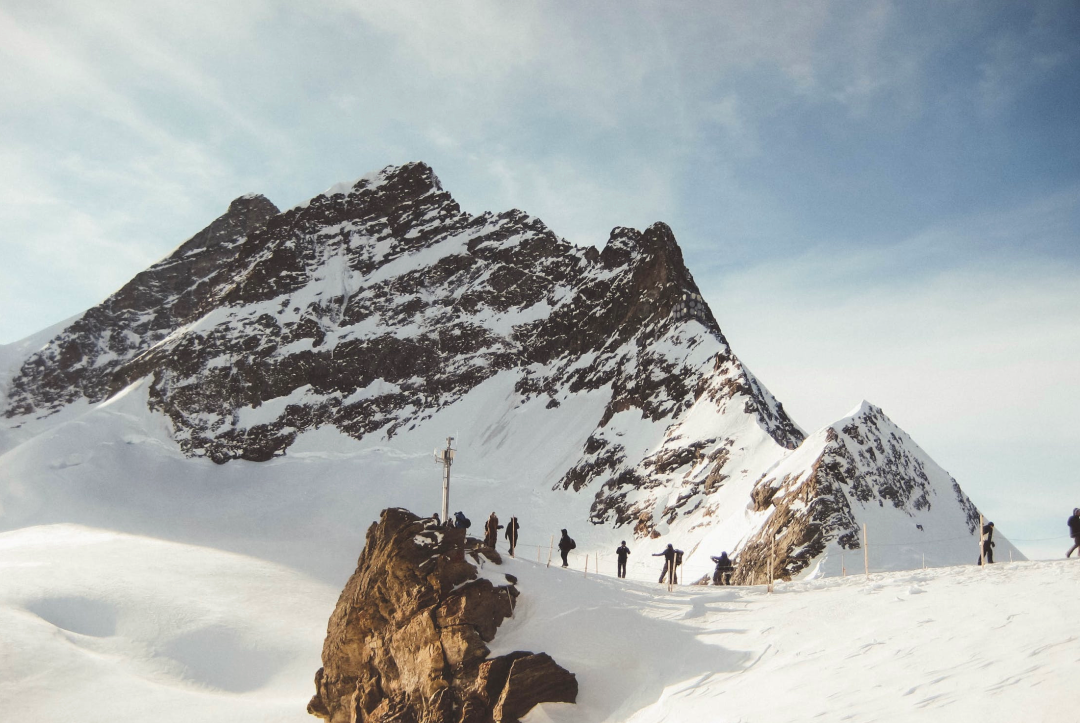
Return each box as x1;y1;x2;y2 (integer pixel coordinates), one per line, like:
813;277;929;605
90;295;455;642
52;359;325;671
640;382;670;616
434;437;456;524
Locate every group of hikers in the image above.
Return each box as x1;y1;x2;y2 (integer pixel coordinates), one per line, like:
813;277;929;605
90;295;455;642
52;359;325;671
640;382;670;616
439;510;737;586
434;507;1080;583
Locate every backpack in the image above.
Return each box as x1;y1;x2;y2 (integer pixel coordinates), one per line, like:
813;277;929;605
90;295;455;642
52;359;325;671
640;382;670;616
675;549;684;565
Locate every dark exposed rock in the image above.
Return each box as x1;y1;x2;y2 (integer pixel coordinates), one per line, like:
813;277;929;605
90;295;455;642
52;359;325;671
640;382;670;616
492;653;578;722
308;508;575;723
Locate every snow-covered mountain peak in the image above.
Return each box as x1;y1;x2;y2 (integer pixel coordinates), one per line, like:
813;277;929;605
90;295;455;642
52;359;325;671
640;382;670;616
290;161;444;213
841;398;878;421
0;162;1009;584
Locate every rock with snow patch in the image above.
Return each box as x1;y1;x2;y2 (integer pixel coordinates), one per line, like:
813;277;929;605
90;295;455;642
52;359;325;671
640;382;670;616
307;507;575;723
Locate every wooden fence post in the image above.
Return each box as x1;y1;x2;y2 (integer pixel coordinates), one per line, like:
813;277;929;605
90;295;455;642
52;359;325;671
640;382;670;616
546;536;553;568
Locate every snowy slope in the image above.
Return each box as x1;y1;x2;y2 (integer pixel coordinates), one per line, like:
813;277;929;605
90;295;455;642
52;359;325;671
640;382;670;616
0;525;336;723
1;522;1073;723
491;554;1078;723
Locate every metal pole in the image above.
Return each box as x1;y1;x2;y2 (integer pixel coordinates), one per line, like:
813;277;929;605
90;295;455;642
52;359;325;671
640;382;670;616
440;437;454;524
584;554;589;579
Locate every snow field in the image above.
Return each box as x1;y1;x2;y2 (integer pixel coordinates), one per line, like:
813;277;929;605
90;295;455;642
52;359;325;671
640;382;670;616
3;522;1074;723
491;555;1079;723
0;525;337;723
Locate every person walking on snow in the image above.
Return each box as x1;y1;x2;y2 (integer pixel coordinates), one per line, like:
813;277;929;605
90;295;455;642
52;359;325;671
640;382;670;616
711;552;734;585
978;521;995;565
484;512;502;549
505;516;520;557
1067;508;1080;558
558;529;576;567
616;541;631;578
654;544;680;584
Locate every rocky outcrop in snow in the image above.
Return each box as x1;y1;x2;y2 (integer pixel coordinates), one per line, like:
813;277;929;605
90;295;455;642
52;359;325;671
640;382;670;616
308;507;576;723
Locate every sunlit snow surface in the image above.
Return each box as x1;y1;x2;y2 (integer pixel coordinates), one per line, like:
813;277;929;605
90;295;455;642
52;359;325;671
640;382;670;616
1;352;1062;721
0;525;336;723
1;524;1075;722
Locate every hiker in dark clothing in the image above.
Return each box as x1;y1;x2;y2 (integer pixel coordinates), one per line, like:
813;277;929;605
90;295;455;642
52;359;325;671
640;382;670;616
1067;508;1080;558
654;544;680;584
451;511;471;530
558;529;576;567
484;512;502;549
711;552;734;585
616;541;631;578
978;521;996;565
505;516;520;557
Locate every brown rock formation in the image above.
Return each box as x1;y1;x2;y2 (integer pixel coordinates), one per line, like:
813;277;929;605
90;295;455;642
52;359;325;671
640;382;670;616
308;508;577;723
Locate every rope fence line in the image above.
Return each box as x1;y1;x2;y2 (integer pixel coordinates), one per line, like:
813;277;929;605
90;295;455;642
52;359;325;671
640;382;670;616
470;523;1077;591
868;534;1071;547
492;539;709;585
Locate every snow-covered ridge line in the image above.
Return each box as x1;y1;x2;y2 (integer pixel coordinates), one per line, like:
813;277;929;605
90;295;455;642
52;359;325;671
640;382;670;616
0;161;1006;582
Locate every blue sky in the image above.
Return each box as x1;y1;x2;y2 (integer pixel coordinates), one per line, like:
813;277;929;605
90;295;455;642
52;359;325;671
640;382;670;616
2;0;1078;557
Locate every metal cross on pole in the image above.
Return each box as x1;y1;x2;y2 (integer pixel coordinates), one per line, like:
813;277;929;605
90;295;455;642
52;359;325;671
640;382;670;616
434;437;455;524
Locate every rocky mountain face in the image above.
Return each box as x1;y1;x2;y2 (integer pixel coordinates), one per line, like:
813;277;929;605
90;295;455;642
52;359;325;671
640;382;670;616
308;507;576;723
1;163;800;526
3;194;279;416
732;402;983;583
0;161;1008;581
